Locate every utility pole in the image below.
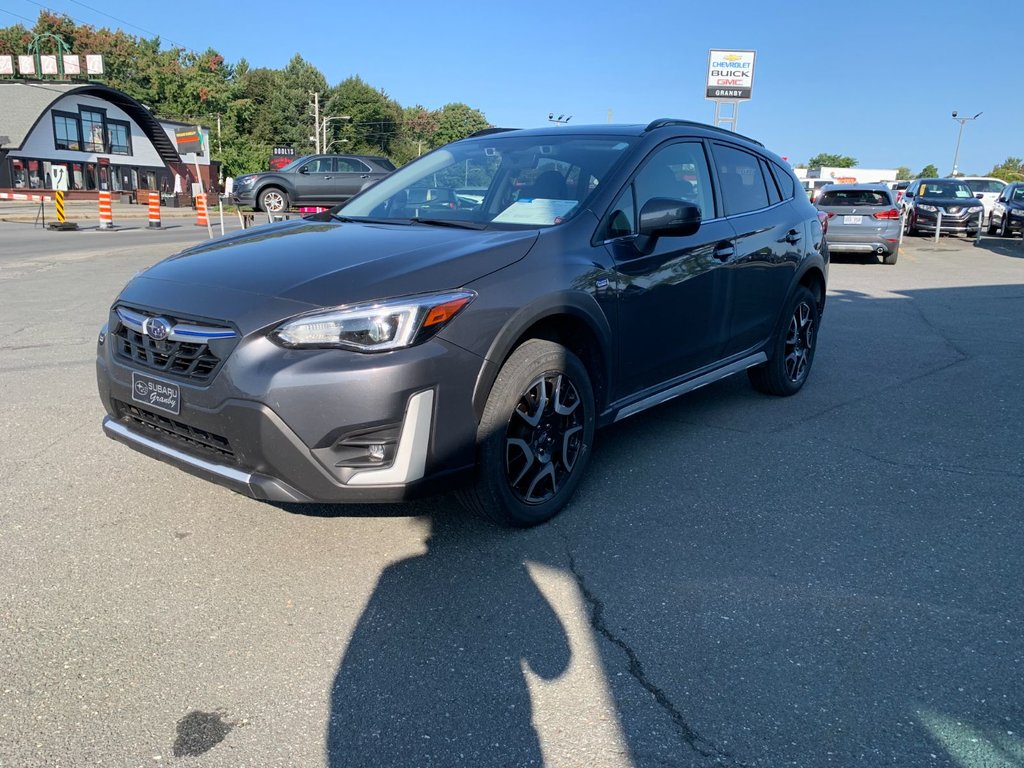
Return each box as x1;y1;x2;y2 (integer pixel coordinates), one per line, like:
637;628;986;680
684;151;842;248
310;92;321;154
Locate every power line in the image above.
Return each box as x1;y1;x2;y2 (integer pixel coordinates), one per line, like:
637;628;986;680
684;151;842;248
16;0;192;54
0;5;37;23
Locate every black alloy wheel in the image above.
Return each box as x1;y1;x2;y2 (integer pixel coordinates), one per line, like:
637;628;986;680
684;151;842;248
459;339;595;527
783;299;815;385
748;285;819;397
505;372;585;505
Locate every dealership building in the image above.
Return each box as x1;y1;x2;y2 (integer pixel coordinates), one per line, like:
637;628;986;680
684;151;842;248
0;80;216;200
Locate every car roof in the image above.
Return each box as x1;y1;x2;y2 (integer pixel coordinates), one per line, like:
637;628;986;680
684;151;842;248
468;118;766;148
957;176;1004;181
820;183;891;191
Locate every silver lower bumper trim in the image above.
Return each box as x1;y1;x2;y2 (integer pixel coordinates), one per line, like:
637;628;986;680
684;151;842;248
103;417;253;487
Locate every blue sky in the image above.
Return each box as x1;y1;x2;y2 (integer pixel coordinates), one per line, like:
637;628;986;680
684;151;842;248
2;0;1020;174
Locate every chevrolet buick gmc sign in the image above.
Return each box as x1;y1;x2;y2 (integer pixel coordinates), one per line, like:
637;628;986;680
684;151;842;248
706;49;755;100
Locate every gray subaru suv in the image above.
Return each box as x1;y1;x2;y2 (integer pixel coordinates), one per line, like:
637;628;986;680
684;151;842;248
97;120;829;527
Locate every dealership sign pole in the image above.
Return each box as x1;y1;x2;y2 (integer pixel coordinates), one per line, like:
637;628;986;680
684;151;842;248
706;49;755;132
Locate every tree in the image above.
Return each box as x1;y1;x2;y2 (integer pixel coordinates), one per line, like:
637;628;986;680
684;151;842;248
808;153;857;168
988;157;1024;183
896;166;912;180
326;76;402;156
917;164;939;178
432;103;489;147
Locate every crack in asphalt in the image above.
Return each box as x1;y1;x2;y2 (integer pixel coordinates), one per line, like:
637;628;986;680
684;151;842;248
564;541;747;766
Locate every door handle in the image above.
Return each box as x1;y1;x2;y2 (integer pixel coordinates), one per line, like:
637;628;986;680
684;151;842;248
360;174;371;179
324;176;333;180
783;229;801;244
713;242;734;262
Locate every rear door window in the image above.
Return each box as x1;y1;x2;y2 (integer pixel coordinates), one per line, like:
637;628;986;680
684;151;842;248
771;161;796;200
712;144;770;216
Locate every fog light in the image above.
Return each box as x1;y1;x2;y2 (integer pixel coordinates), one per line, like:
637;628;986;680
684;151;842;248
368;444;386;462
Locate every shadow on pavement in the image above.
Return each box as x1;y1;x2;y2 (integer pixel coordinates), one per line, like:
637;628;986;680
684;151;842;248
304;282;1024;767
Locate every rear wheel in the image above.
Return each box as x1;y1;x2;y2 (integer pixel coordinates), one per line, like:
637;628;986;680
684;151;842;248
882;249;898;266
748;285;820;397
458;340;595;527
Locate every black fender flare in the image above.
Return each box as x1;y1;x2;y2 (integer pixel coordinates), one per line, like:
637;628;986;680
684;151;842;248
471;290;614;420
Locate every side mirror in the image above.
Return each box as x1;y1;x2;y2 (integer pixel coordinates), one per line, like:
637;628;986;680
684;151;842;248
298;167;311;175
975;193;984;200
638;198;701;239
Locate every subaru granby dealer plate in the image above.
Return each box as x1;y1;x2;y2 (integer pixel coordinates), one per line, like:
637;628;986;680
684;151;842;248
131;371;180;415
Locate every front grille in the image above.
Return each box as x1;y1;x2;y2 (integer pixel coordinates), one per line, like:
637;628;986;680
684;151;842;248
112;307;235;382
114;399;236;463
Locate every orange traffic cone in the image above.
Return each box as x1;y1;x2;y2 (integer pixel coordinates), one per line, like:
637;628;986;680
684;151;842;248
195;192;209;228
148;191;161;229
98;190;113;230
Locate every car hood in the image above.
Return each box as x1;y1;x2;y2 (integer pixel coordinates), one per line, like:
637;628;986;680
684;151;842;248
117;219;538;332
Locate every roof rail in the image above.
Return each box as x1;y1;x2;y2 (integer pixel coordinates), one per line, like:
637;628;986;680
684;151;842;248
643;118;764;147
467;127;518;138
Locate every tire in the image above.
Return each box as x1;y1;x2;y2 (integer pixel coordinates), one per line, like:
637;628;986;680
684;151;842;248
987;215;998;235
882;249;898;266
999;214;1009;238
748;285;820;397
458;339;595;527
904;211;919;236
258;187;289;213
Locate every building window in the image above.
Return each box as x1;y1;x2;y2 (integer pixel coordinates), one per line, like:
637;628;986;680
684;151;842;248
53;112;81;151
107;120;131;155
81;109;106;153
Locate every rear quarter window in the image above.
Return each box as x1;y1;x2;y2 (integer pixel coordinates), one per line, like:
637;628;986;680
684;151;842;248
771;161;797;200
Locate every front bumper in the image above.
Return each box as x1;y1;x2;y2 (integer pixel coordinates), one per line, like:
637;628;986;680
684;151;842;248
913;209;982;234
231;188;256;207
96;323;481;503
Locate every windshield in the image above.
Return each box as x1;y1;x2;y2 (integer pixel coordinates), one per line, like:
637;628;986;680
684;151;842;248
919;182;974;199
964;179;1005;194
1013;187;1024;202
337;132;637;228
275;156;311;173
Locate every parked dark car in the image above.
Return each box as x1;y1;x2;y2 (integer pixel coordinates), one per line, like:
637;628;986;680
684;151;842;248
97;119;829;527
232;154;396;212
815;184;902;265
900;178;984;236
987;181;1024;237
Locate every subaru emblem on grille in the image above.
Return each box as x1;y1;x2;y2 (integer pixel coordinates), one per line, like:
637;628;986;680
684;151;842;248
143;316;172;341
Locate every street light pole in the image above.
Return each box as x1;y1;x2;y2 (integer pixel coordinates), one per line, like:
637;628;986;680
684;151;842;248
950;110;982;177
322;115;351;153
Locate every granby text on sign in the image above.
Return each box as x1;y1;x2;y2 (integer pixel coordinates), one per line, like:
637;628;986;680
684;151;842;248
705;49;756;101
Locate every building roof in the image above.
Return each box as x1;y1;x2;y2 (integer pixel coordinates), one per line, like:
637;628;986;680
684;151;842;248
0;81;181;163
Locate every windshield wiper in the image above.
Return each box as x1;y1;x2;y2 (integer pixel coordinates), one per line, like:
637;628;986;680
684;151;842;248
410;218;487;230
331;214;412;225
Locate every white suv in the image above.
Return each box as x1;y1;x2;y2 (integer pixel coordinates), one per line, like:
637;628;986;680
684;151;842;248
960;177;1007;227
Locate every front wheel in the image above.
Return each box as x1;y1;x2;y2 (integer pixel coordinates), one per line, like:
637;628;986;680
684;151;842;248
999;214;1010;238
458;340;595;527
258;188;289;213
748;285;820;396
987;214;999;235
904;211;919;236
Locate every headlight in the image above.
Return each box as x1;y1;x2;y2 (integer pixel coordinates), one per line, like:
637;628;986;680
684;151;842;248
236;175;256;187
270;291;475;352
1010;208;1024;218
917;204;938;213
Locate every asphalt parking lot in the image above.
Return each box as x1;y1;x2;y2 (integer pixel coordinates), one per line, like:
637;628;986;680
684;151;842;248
1;220;1022;767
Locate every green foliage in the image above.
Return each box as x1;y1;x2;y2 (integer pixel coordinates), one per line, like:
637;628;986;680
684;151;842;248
808;153;858;168
896;166;912;180
987;157;1024;183
0;12;493;178
917;164;940;178
433;103;490;147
